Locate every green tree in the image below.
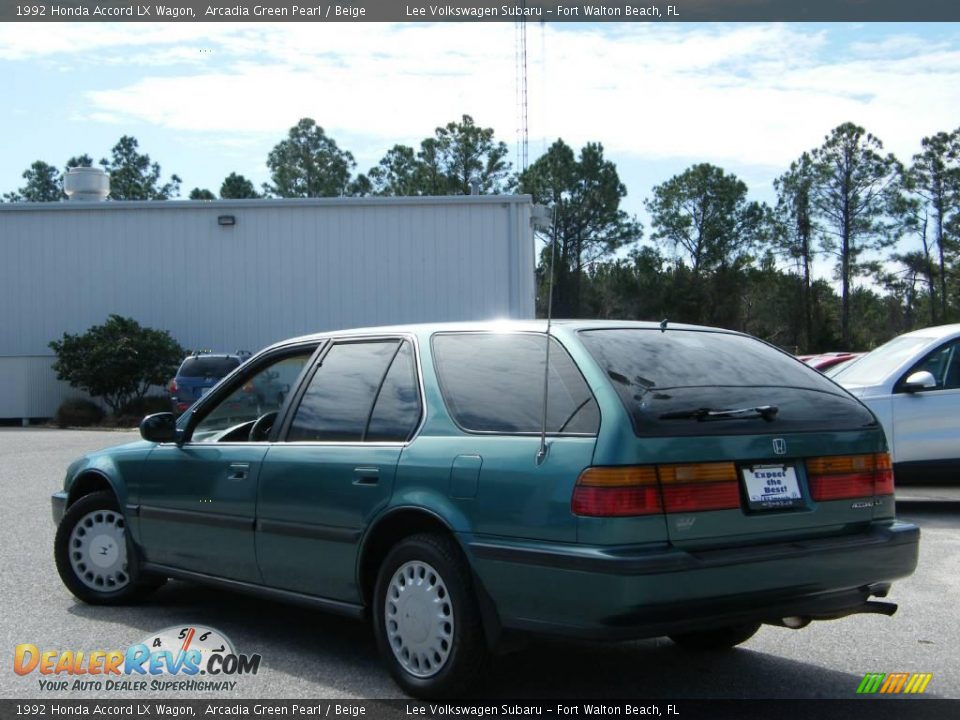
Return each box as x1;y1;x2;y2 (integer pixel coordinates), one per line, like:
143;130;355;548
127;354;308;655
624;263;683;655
647;163;768;279
5;160;61;202
100;136;181;200
364;116;512;196
65;154;93;171
189;188;216;200
905;129;960;322
265;118;357;197
810;123;900;346
367;145;423;196
521;139;641;317
49;315;185;413
220;172;260;199
774;152;818;349
432;114;512;195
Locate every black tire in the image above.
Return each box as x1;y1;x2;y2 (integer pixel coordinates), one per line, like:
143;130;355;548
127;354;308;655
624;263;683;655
669;622;761;651
372;533;489;698
54;490;164;605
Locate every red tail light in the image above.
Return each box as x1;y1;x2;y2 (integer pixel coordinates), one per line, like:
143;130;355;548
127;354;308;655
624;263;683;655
167;379;178;394
572;462;741;517
658;462;741;513
806;453;893;501
572;467;661;516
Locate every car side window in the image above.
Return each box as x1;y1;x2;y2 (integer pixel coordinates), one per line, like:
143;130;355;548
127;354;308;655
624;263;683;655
287;339;419;442
906;341;960;391
366;341;422;442
191;352;313;443
432;333;600;435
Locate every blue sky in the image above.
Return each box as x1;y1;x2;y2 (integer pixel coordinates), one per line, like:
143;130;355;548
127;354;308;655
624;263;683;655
4;21;960;275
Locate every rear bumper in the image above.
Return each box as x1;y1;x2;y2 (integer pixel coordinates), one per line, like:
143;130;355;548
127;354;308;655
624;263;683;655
467;521;919;640
51;491;67;525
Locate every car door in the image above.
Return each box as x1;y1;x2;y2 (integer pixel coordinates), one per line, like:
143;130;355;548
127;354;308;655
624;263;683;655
136;345;317;583
891;338;960;474
255;337;422;602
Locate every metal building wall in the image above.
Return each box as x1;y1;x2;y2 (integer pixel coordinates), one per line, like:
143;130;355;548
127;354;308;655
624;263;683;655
0;196;535;419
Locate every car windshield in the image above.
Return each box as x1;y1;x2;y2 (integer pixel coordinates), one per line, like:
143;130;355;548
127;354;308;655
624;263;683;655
178;356;240;379
832;336;933;386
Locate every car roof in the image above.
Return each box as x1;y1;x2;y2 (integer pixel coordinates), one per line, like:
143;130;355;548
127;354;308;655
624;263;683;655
897;323;960;341
266;319;742;351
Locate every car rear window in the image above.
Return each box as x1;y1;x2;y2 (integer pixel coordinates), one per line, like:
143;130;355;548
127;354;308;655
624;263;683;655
178;356;241;378
579;328;876;437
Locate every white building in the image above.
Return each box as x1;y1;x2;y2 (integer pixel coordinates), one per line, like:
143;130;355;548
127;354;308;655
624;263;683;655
0;193;539;421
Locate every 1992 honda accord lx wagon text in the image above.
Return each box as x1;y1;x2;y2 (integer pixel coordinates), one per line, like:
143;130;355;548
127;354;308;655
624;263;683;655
51;321;919;697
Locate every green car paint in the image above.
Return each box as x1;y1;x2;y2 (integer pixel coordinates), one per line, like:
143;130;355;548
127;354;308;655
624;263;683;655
52;320;919;687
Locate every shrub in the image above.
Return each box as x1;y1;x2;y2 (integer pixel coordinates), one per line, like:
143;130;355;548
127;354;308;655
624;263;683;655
107;395;172;427
55;398;105;428
49;315;184;413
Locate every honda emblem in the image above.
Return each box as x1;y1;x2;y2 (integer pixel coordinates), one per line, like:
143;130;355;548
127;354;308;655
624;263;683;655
772;438;786;456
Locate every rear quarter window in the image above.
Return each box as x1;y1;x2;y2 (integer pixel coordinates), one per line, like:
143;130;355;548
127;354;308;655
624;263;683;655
578;328;876;437
432;333;599;435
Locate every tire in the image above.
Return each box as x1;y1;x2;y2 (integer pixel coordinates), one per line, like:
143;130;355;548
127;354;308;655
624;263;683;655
373;533;489;698
669;622;761;651
54;490;164;605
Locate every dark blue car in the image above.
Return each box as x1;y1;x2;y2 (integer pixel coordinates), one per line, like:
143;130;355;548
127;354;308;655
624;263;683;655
168;353;243;414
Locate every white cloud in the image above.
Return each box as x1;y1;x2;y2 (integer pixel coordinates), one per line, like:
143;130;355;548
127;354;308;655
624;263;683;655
5;22;960;174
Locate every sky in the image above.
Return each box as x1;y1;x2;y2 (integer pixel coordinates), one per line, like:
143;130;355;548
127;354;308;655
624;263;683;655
3;21;960;278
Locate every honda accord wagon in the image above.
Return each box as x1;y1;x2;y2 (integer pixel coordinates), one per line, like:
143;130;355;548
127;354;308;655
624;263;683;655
51;321;919;697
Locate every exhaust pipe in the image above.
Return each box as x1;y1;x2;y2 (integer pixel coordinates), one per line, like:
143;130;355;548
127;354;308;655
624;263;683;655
771;599;898;629
774;616;812;629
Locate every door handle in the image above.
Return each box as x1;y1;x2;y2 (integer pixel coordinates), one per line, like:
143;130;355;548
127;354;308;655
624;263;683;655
227;463;250;481
353;467;380;485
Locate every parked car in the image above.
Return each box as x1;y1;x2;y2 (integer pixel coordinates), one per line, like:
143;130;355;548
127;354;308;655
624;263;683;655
823;353;864;378
833;323;960;484
800;351;862;373
167;352;244;414
51;321;918;697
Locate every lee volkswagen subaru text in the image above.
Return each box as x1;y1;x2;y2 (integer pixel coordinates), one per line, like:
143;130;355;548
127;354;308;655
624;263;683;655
51;321;919;697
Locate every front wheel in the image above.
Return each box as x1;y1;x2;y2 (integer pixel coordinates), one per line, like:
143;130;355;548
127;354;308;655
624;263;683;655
54;490;164;605
669;622;761;651
373;533;488;698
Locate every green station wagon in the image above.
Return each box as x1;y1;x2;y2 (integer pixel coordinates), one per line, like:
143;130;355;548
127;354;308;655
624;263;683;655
52;321;919;696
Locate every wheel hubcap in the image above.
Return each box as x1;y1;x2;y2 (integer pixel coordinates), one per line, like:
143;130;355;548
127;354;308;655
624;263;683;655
68;509;130;591
385;560;454;678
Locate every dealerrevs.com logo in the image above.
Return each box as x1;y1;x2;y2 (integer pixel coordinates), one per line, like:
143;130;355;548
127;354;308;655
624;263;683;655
14;625;261;692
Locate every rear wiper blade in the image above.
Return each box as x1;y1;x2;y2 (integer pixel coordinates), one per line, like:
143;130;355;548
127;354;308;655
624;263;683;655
659;405;779;422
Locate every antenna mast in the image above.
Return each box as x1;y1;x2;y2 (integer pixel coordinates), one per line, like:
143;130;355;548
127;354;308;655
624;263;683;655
537;198;559;464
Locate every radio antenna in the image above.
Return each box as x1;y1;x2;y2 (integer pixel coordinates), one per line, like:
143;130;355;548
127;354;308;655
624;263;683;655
537;196;561;464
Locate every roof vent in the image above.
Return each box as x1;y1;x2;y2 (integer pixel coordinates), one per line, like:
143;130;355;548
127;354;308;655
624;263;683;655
63;167;110;202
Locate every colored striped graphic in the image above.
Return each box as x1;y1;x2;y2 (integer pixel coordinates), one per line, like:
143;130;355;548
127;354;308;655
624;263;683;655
856;672;932;694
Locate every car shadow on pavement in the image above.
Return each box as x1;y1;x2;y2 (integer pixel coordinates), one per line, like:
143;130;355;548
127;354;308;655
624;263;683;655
63;579;894;699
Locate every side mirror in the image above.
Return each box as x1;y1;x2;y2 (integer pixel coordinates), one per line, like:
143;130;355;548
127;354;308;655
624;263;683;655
902;370;936;393
140;412;179;443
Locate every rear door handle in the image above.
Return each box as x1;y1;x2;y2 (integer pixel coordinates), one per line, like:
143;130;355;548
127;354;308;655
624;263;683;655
353;467;379;485
227;463;250;481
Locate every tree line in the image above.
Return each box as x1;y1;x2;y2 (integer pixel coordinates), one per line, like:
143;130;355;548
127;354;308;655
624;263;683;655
5;116;959;353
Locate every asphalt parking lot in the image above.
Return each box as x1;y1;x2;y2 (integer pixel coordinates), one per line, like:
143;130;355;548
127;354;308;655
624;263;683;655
1;429;957;700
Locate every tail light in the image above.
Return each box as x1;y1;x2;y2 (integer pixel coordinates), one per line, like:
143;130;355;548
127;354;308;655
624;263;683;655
571;467;661;516
658;462;740;512
167;379;178;394
806;453;893;501
176;402;189;412
572;462;740;517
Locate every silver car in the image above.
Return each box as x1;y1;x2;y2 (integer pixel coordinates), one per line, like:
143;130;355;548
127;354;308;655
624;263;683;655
835;323;960;484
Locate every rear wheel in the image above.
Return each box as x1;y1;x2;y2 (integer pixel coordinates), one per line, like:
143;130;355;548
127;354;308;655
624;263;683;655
54;491;164;605
669;622;761;651
372;533;488;698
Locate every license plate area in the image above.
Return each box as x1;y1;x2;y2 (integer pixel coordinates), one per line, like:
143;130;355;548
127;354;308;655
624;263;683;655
741;464;803;510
